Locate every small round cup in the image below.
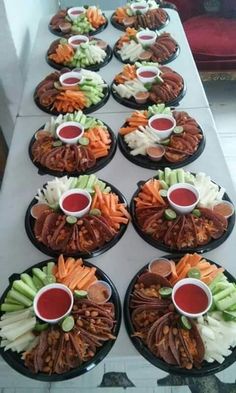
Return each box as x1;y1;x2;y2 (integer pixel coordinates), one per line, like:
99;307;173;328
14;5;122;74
87;280;112;304
167;183;200;215
146;145;165;161
67;7;85;21
137;66;160;84
33;283;73;324
213;200;235;219
136;30;157;47
68;35;89;49
59;71;84;87
172;278;212;318
130;2;149;14
148;258;172;277
148;114;176;140
59;188;92;218
56;121;84;144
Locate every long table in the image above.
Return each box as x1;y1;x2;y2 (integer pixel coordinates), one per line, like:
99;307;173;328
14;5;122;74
1;7;236;391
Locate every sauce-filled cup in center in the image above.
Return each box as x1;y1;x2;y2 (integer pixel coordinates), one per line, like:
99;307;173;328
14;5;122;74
59;188;92;218
148;114;176;140
130;2;149;14
67;7;85;21
68;35;89;49
172;278;212;318
137;66;160;84
56;121;84;144
136;30;157;46
33;283;73;323
59;71;84;87
167;183;199;214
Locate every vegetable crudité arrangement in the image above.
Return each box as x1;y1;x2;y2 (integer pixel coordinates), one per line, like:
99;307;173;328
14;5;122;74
112;0;168;30
47;37;110;70
112;63;184;107
34;69;108;114
115;28;178;64
127;253;236;370
49;6;107;36
0;255;118;375
29;175;130;255
132;168;235;251
119;104;204;163
31;111;114;175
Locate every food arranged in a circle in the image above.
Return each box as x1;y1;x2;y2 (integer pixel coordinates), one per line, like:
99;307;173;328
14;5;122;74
49;5;107;37
26;175;130;257
119;104;205;168
34;69;109;115
124;253;236;374
131;168;235;252
0;256;120;379
114;28;179;64
47;36;112;71
29;111;116;176
111;63;185;108
111;0;169;31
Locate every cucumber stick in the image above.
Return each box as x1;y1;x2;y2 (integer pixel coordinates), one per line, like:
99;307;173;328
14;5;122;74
12;280;37;300
20;274;37;292
215;292;236;311
213;284;235;302
7;289;32;307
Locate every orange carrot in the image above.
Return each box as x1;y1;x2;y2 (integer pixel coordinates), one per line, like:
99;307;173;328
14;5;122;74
58;254;67;278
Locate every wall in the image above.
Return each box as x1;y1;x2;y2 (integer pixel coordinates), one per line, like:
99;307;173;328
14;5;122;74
60;0;125;10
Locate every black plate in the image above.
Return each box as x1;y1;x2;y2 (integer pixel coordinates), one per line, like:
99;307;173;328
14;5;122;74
0;258;121;382
25;180;129;259
34;85;110;116
49;14;108;38
28;121;117;177
110;11;169;32
118;123;205;170
111;81;186;109
124;254;236;377
130;176;235;254
46;40;113;72
113;41;180;65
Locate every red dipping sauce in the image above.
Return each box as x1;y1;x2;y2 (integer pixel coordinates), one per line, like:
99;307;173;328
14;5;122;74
169;188;197;206
59;125;82;139
150;118;174;131
63;77;80;84
72;39;86;45
71;10;83;15
134;5;146;9
174;284;208;314
62;193;90;212
139;35;153;40
139;70;157;78
37;288;71;319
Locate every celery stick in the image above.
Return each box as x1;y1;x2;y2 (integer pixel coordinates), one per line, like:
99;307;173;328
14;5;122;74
20;273;37;292
8;289;32;307
1;304;25;312
32;268;47;285
12;280;37;300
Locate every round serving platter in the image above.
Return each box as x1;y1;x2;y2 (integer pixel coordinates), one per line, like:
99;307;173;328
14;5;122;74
124;254;236;377
28;122;117;177
0;258;121;381
49;14;108;38
110;11;169;32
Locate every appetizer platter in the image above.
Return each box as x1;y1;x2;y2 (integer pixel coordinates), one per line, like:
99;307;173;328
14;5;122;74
114;28;179;65
47;36;112;71
118;104;205;169
0;255;121;381
29;111;117;177
34;69;109;115
25;175;130;258
130;168;235;253
111;63;185;109
49;5;108;37
111;0;169;32
124;253;236;376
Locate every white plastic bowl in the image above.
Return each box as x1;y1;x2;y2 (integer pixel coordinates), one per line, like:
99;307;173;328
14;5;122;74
33;283;73;324
167;183;200;215
68;35;89;49
59;71;84;87
172;278;212;318
137;65;160;84
130;2;149;14
67;7;85;21
136;30;157;47
87;280;112;304
56;121;84;145
148;114;176;140
59;188;92;218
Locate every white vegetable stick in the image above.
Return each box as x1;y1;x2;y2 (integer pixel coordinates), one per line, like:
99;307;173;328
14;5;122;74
0;309;32;327
4;331;35;352
201;326;215;340
1;317;36;342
